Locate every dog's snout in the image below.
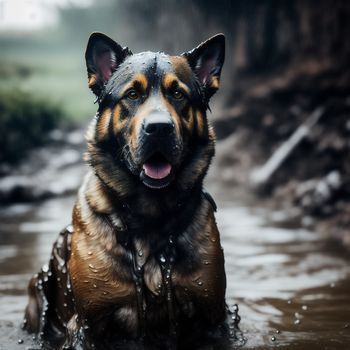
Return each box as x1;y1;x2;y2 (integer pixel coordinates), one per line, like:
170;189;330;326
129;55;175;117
143;113;174;136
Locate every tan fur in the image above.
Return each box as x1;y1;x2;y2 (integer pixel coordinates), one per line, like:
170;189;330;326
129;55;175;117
162;73;191;95
88;74;97;89
210;76;220;90
120;73;148;96
195;110;205;137
169;56;194;82
96;108;112;141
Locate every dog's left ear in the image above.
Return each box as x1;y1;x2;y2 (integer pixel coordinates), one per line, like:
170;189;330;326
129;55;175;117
85;32;132;97
182;34;225;101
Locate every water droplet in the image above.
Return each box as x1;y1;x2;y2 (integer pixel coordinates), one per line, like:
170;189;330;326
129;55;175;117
160;255;166;263
287;300;292;304
93;284;97;288
271;336;276;342
276;329;280;334
198;281;203;286
203;260;209;265
42;264;49;273
294;319;301;325
18;339;24;344
88;251;93;255
302;305;308;311
138;250;143;257
88;264;95;269
63;303;67;308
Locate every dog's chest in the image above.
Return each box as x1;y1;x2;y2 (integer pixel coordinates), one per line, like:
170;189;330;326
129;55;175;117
111;239;200;330
71;235;187;305
126;237;181;298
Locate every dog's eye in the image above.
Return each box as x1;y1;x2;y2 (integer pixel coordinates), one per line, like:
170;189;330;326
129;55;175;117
126;89;140;100
172;89;184;100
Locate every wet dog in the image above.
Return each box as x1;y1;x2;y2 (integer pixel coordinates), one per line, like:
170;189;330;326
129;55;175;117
24;32;229;349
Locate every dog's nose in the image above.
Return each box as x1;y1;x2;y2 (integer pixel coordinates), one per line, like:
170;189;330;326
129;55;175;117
143;114;174;136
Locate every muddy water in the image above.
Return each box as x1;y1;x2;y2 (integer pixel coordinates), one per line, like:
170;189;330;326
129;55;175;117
0;192;350;349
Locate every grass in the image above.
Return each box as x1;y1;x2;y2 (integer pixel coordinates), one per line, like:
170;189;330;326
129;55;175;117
0;90;64;164
0;37;97;164
0;46;96;122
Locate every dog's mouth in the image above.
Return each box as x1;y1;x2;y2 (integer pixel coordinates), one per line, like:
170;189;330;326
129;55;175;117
140;152;174;189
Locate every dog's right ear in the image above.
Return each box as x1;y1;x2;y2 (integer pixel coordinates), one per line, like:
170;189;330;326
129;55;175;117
85;32;132;97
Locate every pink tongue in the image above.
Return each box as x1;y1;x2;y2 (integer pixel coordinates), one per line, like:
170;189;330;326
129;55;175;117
143;162;171;179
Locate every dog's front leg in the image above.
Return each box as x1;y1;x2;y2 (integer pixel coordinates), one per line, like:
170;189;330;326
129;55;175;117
60;313;85;350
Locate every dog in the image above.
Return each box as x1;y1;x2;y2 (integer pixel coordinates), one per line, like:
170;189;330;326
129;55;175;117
24;32;229;349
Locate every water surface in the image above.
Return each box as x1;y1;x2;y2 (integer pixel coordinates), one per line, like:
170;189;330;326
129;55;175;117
0;192;349;349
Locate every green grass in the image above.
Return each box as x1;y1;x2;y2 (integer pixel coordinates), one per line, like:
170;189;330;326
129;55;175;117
0;47;96;121
0;38;98;164
0;90;64;164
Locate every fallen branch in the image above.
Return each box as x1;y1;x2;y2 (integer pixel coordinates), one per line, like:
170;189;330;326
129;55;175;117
250;106;326;188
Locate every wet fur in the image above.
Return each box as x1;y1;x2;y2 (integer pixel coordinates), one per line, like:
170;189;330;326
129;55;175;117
24;33;228;349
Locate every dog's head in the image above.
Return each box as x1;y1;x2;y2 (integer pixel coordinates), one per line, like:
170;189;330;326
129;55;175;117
85;33;225;194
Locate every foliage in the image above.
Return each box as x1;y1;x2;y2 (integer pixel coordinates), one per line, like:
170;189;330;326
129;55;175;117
0;90;64;164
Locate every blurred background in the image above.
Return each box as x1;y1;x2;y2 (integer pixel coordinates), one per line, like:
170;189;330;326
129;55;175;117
1;1;350;349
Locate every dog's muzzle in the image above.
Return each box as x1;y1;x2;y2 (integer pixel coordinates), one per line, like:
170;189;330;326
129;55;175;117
138;113;177;189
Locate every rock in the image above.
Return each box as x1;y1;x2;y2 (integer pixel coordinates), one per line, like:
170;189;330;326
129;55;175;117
0;128;85;205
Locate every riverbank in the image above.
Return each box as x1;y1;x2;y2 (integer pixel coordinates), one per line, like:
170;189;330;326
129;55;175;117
211;57;350;249
0;127;86;204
